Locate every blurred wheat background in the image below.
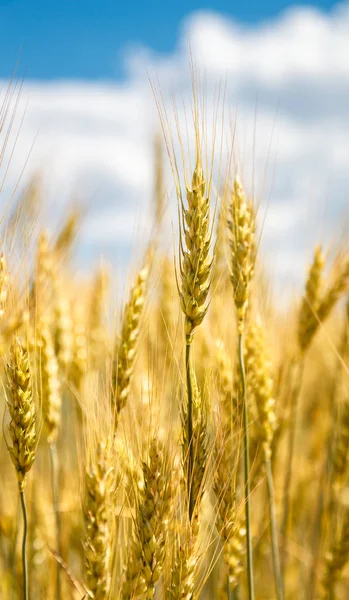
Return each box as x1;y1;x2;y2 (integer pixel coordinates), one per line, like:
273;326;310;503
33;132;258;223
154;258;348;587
1;2;349;600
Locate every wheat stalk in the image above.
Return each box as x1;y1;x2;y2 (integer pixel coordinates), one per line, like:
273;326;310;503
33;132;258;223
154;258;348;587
245;320;282;600
227;173;256;600
5;337;37;600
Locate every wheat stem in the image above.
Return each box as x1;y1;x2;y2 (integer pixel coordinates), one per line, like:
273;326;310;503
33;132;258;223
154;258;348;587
266;457;284;600
49;442;62;599
238;333;254;600
185;341;194;522
11;499;20;600
19;489;28;600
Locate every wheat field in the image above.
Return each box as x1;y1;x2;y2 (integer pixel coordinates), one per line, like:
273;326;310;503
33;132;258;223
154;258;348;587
0;79;349;600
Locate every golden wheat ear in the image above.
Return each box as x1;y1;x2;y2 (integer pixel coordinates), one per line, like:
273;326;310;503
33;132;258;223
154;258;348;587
227;174;256;335
112;254;150;433
37;318;62;444
121;435;173;600
5;337;37;490
84;441;114;600
298;245;325;352
179;157;213;343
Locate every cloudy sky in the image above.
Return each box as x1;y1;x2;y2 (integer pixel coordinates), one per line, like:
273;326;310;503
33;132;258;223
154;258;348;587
0;0;348;296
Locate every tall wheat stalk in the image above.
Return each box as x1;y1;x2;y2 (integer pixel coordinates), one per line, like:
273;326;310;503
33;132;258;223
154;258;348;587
227;174;256;600
177;149;213;522
5;338;37;600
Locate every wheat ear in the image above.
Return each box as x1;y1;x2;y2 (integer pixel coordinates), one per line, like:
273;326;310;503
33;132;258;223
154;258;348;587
84;441;113;600
122;436;172;599
167;523;198;600
112;258;149;433
298;245;325;352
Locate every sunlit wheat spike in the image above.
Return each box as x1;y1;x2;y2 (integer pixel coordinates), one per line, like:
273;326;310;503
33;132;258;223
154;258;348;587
84;441;113;600
38;318;61;444
53;279;73;372
121;436;173;600
167;526;198;600
179;157;213;343
227;174;256;334
318;257;349;322
5;337;37;490
54;208;81;258
298;245;325;352
112;257;149;431
88;265;109;368
70;298;88;391
32;229;56;320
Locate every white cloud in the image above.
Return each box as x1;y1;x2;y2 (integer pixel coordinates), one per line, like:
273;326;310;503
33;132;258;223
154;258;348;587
1;3;349;296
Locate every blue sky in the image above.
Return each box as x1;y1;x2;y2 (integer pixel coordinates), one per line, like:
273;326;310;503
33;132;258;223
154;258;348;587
0;0;338;79
1;0;348;293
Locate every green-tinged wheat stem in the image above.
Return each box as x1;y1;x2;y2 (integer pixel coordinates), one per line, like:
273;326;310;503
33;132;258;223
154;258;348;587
49;442;62;599
19;489;28;600
181;359;208;539
214;339;246;596
227;575;232;600
11;499;20;600
186;342;194;521
245;319;282;599
233;587;240;600
238;333;254;600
